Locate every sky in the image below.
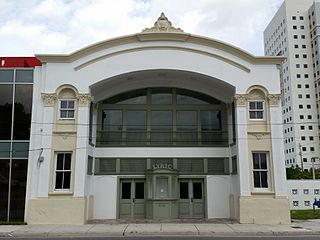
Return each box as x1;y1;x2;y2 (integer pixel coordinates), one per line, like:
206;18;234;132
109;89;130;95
0;0;284;56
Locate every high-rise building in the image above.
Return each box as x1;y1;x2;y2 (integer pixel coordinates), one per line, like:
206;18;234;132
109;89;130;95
264;0;320;170
0;57;41;222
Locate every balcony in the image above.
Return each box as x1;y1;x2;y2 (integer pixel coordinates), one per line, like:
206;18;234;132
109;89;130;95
95;130;228;147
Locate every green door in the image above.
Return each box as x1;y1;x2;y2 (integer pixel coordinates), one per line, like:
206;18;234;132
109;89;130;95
119;179;145;219
178;179;204;218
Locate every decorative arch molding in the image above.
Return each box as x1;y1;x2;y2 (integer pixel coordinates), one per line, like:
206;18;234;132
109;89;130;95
246;85;269;97
73;46;251;72
56;84;79;98
36;33;284;66
89;70;236;104
42;84;92;107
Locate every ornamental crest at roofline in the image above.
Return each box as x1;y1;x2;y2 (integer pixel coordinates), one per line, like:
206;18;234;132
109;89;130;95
142;13;184;33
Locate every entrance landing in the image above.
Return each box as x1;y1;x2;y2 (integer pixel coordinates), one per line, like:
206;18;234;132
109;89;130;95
88;218;236;224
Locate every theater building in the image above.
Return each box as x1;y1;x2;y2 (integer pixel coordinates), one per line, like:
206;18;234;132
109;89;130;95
26;14;290;224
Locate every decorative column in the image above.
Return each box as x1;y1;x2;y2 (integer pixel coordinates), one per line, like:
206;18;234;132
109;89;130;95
268;94;287;196
74;93;92;197
234;94;251;196
39;93;57;197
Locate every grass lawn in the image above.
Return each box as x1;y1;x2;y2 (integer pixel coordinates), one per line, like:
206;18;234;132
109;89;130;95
291;209;320;219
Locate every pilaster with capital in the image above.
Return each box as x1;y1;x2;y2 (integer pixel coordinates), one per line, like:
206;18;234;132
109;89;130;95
77;93;92;107
41;93;57;107
234;94;251;196
267;94;281;106
234;94;248;106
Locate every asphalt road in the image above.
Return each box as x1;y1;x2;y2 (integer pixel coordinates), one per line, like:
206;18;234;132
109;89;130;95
1;236;320;240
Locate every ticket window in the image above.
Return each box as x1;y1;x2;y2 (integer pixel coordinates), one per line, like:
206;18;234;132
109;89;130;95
155;176;169;199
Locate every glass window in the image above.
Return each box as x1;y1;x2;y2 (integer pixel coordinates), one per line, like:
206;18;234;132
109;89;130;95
87;156;93;175
177;111;197;130
120;158;145;173
55;153;72;190
177;158;204;173
0;85;13;140
99;88;225;146
0;142;10;158
15;70;33;83
207;158;228;174
127;111;147;130
13;85;33;140
176;89;219;104
121;182;131;199
135;182;144;199
193;182;202;199
151;88;172;104
249;101;264;119
200;111;221;130
151;111;172;130
102;110;122;131
0;70;14;82
9;159;28;221
232;156;237;174
12;142;29;158
0;159;9;221
156;177;168;198
179;182;189;199
252;152;268;188
104;89;147;104
95;158;116;174
59;100;75;119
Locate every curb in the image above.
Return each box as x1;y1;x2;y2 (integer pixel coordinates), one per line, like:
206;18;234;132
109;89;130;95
2;230;320;238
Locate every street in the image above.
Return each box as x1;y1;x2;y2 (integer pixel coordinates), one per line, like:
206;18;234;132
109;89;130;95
1;236;320;240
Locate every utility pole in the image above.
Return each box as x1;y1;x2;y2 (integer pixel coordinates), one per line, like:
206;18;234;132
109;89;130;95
299;143;303;171
311;157;319;180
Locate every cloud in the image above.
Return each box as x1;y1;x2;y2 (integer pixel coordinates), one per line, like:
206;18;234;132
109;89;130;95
0;0;283;56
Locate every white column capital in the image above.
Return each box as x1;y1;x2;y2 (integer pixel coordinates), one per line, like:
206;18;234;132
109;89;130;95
234;94;248;106
77;93;92;107
267;94;281;106
41;93;57;106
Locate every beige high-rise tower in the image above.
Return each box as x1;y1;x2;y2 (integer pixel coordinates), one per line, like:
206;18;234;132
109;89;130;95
264;0;320;170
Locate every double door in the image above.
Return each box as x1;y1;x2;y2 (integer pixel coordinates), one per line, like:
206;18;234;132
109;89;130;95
178;179;204;218
119;179;145;219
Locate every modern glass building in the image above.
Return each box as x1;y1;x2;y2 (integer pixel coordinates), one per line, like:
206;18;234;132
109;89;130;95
0;57;41;221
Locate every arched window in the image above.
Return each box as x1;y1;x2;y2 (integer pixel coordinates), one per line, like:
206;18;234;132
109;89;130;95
98;88;227;146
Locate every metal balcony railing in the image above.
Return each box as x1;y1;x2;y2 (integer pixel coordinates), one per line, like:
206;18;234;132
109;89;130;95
96;130;228;147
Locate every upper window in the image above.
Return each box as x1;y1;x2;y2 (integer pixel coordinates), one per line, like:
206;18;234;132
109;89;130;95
249;101;264;120
55;153;72;190
252;152;268;189
99;88;224;146
59;100;75;119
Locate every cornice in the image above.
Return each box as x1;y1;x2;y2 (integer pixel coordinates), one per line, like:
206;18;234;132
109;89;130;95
36;34;285;65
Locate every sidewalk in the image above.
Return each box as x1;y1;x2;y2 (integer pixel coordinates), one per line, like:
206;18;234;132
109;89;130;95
1;220;320;237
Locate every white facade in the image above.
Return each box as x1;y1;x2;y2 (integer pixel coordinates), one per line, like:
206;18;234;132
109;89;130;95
264;0;320;170
26;14;290;224
287;180;320;209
